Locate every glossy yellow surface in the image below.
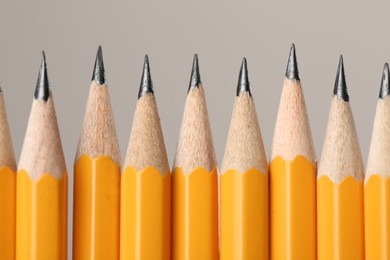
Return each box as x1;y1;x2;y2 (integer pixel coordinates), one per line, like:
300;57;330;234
120;166;171;260
73;155;120;260
317;175;364;260
220;168;268;260
172;167;218;260
16;170;67;260
270;156;317;260
365;174;390;260
0;167;15;260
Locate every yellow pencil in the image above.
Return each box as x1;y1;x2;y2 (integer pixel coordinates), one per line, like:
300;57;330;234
16;52;68;260
120;55;171;259
172;54;218;260
73;46;121;260
270;44;317;259
220;58;269;260
365;63;390;260
317;56;364;260
0;84;16;260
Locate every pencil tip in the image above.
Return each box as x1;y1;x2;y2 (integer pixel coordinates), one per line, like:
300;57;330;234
379;63;390;99
138;54;154;99
92;45;105;85
34;51;50;101
188;54;201;91
333;55;349;102
236;57;251;96
285;44;300;81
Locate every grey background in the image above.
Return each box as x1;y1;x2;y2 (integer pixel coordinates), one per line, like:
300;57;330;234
1;0;389;256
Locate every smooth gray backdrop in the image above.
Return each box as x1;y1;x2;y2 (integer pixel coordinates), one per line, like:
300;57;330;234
1;0;389;257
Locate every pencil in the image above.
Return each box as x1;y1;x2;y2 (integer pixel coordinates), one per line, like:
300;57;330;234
0;84;16;260
364;63;390;260
317;56;364;260
270;44;317;260
73;46;121;260
120;55;171;260
16;52;68;259
220;58;269;260
172;54;218;260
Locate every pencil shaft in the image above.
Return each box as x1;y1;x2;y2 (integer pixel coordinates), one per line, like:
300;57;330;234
364;176;390;259
317;176;364;259
17;171;68;259
73;156;120;260
121;167;170;259
220;169;268;259
0;167;15;260
270;157;316;259
172;167;218;260
0;92;16;260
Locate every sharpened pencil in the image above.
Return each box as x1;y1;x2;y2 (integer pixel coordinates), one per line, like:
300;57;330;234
16;52;68;260
120;55;171;260
220;58;269;260
73;46;121;260
172;54;218;260
270;44;317;260
364;63;390;260
317;56;364;260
